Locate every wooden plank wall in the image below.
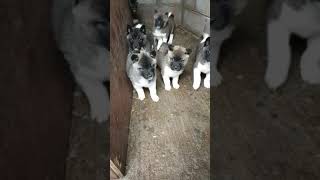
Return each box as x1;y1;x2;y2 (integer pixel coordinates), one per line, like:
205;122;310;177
110;0;133;175
0;0;73;179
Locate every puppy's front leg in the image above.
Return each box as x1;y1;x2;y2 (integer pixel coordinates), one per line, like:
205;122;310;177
168;34;174;44
133;85;145;100
265;20;291;89
301;35;320;84
193;67;201;90
172;76;180;89
157;38;163;50
148;81;159;102
204;72;210;88
162;75;171;91
76;76;109;123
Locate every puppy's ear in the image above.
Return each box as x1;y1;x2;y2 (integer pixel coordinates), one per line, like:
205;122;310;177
185;48;192;55
168;44;174;51
204;37;210;47
150;50;156;58
131;54;139;62
127;24;132;34
140;25;146;34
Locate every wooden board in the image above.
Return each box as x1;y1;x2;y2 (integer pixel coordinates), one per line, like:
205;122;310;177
0;0;73;179
110;0;133;176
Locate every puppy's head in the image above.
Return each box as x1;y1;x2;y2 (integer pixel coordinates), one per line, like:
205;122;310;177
127;24;147;52
131;50;157;81
153;10;174;30
167;44;192;71
199;33;210;62
129;0;138;13
72;0;109;48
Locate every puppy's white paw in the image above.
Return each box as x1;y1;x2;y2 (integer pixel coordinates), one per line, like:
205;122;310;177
212;71;223;87
165;85;172;91
265;71;286;90
91;110;108;123
151;94;160;102
173;83;180;89
90;101;108;123
204;80;210;89
138;94;145;101
193;82;200;90
301;69;320;84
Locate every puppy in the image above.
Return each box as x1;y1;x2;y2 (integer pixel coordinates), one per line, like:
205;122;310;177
211;0;248;87
127;23;154;53
52;0;109;122
126;50;159;102
193;33;211;89
157;43;192;91
128;0;139;24
265;0;320;89
153;10;175;50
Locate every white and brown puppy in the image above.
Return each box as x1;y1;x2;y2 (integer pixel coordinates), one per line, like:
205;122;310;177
193;33;211;89
157;43;192;91
153;10;175;50
265;0;320;89
126;50;159;102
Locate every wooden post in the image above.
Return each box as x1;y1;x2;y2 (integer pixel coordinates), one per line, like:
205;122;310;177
110;0;133;177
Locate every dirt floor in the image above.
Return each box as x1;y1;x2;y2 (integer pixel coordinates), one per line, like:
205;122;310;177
123;27;210;179
212;29;320;180
65;88;108;180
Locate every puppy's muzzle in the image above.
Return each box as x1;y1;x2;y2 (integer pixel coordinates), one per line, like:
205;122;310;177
170;62;182;71
143;72;154;80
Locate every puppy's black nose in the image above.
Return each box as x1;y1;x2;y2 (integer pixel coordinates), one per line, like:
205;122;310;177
172;64;181;71
144;72;153;79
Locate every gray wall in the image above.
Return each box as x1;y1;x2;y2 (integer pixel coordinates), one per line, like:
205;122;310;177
137;0;210;36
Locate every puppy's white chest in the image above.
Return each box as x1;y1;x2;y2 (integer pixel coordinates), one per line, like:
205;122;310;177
135;78;152;87
164;66;182;77
196;62;210;74
153;30;166;37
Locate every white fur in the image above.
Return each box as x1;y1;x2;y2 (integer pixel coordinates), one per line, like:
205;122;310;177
131;63;159;102
212;26;233;87
193;63;210;90
153;30;167;50
301;35;320;84
168;34;174;44
266;3;320;89
162;66;183;91
156;38;163;50
135;23;143;29
200;33;210;43
76;73;109;122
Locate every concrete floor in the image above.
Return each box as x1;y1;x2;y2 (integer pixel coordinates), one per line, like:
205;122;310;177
123;27;210;179
66;89;108;180
212;29;320;180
